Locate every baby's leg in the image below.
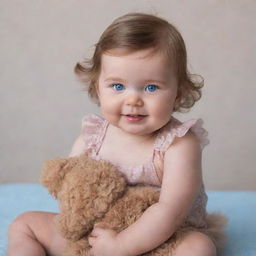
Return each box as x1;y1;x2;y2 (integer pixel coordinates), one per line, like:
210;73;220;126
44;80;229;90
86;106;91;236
8;211;67;256
173;231;216;256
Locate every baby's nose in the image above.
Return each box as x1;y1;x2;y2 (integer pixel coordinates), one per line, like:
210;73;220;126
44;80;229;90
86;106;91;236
125;92;144;107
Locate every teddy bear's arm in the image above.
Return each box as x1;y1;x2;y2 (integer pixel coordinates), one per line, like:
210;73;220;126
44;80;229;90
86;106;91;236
54;211;96;241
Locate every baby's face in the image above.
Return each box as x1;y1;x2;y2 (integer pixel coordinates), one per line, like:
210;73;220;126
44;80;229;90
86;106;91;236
97;48;178;136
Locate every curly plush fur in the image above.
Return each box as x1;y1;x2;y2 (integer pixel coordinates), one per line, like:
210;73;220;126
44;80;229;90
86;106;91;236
40;154;227;256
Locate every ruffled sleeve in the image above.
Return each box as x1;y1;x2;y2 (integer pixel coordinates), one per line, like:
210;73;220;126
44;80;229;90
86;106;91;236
154;117;209;152
81;114;108;155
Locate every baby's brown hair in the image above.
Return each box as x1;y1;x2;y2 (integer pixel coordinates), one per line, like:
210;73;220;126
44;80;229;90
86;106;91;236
74;13;203;112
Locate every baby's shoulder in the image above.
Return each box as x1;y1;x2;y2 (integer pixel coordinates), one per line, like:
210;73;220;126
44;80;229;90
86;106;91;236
166;129;201;156
71;114;108;157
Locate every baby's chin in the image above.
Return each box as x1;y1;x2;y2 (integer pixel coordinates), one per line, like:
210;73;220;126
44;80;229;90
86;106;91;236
105;114;170;136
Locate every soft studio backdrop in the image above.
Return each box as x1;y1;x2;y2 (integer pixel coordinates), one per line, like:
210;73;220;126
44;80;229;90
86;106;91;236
0;0;255;190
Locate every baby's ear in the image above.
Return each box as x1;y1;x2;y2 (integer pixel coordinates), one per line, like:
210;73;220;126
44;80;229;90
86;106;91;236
40;157;70;198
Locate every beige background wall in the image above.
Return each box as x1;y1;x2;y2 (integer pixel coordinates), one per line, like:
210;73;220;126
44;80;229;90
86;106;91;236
1;0;255;190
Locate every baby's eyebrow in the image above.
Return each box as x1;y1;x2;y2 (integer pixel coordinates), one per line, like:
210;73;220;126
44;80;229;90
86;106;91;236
104;77;126;83
143;79;166;85
104;77;166;85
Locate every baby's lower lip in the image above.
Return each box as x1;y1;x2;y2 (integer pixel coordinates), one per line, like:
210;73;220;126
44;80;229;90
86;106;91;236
123;114;147;122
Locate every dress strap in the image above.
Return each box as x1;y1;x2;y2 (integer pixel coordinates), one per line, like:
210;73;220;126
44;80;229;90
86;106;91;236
81;114;108;156
154;117;209;153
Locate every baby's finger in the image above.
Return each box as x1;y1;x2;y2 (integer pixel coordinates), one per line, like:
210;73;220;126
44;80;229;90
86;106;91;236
88;236;96;246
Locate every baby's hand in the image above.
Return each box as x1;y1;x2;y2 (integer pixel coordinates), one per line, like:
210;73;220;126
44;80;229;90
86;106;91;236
88;227;130;256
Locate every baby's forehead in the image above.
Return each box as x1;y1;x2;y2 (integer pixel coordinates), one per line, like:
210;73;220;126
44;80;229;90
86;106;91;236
102;48;174;65
100;48;176;77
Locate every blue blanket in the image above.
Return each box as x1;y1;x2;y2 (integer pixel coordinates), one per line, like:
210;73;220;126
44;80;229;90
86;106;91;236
0;184;255;255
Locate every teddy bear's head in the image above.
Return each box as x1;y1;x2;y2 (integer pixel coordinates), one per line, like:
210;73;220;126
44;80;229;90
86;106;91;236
40;154;127;240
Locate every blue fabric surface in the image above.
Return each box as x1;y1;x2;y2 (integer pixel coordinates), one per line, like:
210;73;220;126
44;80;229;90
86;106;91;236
0;184;255;255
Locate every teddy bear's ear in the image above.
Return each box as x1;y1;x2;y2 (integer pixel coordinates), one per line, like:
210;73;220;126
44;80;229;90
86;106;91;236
40;157;70;198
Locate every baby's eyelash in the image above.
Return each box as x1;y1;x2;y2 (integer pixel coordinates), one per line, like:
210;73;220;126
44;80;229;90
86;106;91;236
108;83;160;92
144;84;159;92
111;83;125;91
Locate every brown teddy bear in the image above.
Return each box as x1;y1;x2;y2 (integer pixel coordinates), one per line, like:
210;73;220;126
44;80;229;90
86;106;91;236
40;153;225;256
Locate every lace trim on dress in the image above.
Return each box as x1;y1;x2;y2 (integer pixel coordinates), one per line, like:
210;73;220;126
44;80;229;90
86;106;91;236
81;114;108;157
154;117;209;153
185;185;208;228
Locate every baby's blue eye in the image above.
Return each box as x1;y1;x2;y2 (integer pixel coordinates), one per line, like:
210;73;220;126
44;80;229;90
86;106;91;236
145;84;158;92
112;83;125;91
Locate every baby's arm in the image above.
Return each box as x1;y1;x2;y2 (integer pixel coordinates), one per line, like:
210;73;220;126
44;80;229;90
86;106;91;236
117;131;202;255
